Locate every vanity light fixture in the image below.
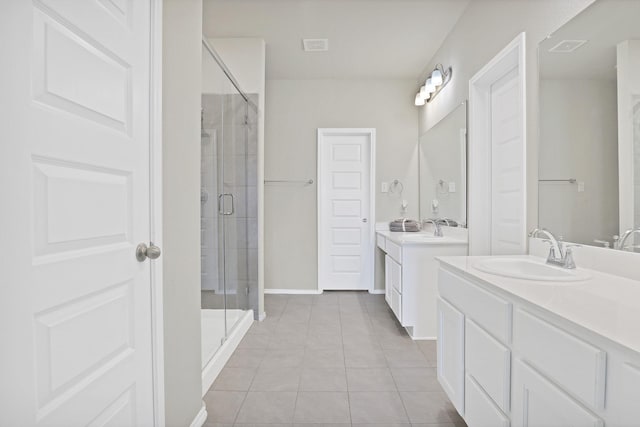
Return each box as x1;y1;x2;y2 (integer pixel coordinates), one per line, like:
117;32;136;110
414;63;452;106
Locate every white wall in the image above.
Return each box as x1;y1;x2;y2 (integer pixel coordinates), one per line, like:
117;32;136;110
617;40;640;234
209;38;267;318
162;1;203;425
417;0;596;232
265;79;419;291
539;79;619;244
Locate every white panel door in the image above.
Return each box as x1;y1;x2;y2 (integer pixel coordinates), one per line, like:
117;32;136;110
490;67;526;255
0;1;155;426
318;129;374;291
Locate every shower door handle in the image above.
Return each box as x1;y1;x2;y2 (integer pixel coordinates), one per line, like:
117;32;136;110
218;193;235;215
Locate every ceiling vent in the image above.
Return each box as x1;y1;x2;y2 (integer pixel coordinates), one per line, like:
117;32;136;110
548;39;588;53
302;38;329;52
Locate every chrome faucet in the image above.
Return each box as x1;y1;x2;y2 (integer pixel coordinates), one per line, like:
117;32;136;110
529;228;579;269
423;219;444;237
615;228;640;251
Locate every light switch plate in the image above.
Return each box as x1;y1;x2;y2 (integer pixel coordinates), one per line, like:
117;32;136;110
381;182;389;193
578;181;585;192
448;182;456;193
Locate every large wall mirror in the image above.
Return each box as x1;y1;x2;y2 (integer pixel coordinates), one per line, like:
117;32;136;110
538;0;640;251
419;101;467;227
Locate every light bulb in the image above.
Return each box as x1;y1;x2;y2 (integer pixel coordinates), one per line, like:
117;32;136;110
426;77;436;93
415;93;425;106
431;69;443;86
419;85;427;99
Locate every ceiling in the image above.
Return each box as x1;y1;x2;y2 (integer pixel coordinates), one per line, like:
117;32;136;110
539;0;640;80
202;0;471;80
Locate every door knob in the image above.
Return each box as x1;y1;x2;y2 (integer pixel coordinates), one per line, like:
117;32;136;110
362;218;368;223
136;242;162;262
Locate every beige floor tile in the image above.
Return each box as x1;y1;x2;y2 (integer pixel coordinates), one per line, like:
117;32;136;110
212;367;256;391
250;366;301;391
293;391;351;423
261;348;305;367
225;348;266;368
235;391;297;424
349;391;410;424
391;367;442;392
400;391;459;424
203;390;246;424
303;347;345;367
347;367;397;391
299;366;348;391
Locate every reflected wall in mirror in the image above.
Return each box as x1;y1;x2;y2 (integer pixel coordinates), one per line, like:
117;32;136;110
419;102;467;227
538;0;640;251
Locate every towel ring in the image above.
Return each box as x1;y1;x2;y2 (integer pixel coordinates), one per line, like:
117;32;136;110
389;179;404;194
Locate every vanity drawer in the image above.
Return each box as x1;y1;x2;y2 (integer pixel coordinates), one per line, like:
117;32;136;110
514;309;606;410
387;256;402;293
386;240;402;264
376;234;386;251
439;268;512;344
466;318;511;412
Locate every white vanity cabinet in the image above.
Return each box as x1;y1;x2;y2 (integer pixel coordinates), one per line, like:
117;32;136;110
437;262;640;427
376;231;467;339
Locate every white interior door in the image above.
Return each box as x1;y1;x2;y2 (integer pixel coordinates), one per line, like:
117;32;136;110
318;128;375;291
0;1;156;425
468;33;526;256
490;68;525;255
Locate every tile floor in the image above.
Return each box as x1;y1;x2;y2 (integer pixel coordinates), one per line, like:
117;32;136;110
204;291;467;427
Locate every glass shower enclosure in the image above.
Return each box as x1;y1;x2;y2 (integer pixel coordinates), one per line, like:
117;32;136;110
201;39;258;370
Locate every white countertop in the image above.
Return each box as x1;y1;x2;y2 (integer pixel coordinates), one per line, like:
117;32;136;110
437;255;640;354
377;230;467;246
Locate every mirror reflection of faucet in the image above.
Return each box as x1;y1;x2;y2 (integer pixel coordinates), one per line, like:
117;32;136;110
423;219;444;237
614;229;640;251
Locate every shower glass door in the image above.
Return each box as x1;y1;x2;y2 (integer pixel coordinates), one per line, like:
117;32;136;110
201;41;257;368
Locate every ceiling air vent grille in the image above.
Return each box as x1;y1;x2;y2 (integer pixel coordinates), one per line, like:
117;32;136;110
548;39;588;53
302;38;329;52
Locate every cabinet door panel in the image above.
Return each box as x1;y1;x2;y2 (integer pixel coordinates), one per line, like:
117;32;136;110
465;374;510;427
514;309;606;410
437;297;465;415
466;318;511;412
512;360;603;427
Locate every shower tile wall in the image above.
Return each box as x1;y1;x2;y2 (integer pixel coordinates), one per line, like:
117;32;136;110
201;93;259;318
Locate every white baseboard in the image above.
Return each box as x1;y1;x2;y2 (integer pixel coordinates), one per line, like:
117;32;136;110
258;311;267;321
264;288;322;295
410;335;437;341
369;289;385;294
201;310;254;396
189;402;207;427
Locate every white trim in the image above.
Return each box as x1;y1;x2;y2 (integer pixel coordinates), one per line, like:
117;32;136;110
410;335;437;341
264;288;322;295
189;402;208;427
317;128;376;293
149;1;165;425
369;289;385;295
468;32;527;256
258;312;267;321
201;310;254;396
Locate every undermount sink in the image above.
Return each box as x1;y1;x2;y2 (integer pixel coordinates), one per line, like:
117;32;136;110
473;257;592;282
